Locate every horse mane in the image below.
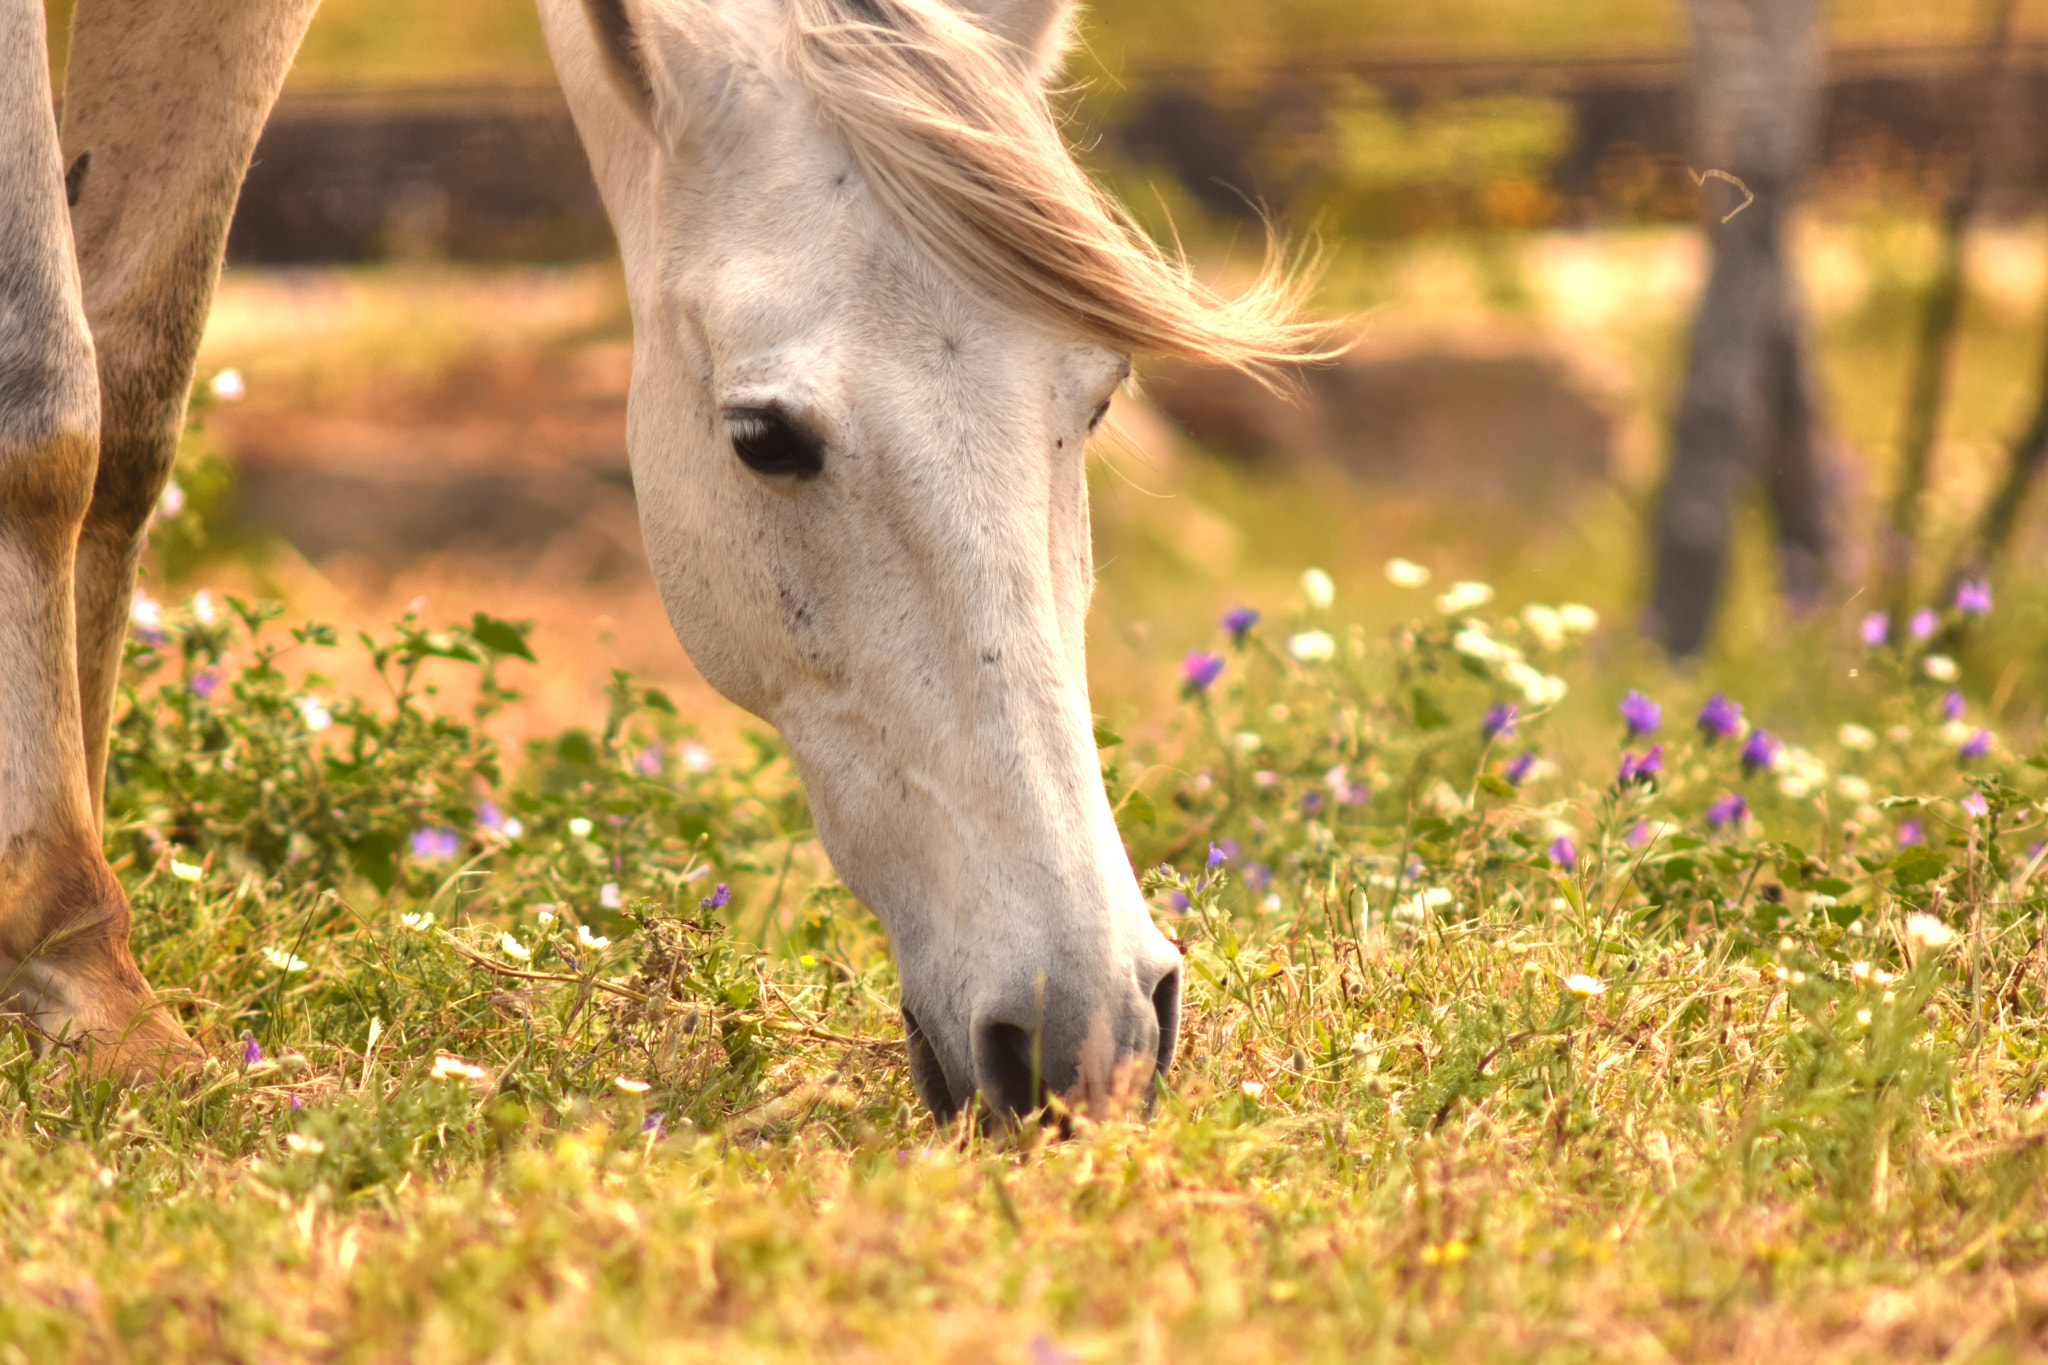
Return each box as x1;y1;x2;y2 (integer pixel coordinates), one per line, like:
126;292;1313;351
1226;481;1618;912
780;0;1332;376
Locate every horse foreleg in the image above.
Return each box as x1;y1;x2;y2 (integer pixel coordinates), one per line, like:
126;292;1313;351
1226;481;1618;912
0;0;190;1076
61;0;319;811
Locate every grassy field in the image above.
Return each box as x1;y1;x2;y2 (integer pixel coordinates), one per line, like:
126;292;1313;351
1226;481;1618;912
7;529;2048;1361
10;194;2048;1355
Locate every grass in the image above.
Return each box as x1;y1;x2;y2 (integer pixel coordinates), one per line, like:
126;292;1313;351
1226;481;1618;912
10;502;2048;1358
12;212;2048;1357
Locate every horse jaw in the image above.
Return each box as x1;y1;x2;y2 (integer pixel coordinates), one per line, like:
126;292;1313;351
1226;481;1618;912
540;0;1181;1123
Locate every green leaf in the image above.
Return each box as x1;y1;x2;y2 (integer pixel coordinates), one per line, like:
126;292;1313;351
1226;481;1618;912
1476;774;1516;799
557;731;598;765
469;612;536;662
1812;877;1854;897
1884;847;1949;892
640;688;677;714
1411;687;1450;732
1092;721;1123;750
347;830;401;895
1119;788;1157;829
1889;847;1949;886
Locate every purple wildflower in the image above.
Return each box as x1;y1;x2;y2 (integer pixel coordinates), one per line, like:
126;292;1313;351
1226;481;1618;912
1482;702;1519;742
1962;790;1989;819
1909;608;1939;642
409;826;461;862
1696;692;1742;741
642;1111;667;1137
189;668;220;699
241;1031;264;1066
635;743;664;777
1619;690;1661;738
1955;579;1992;616
1221;605;1260;641
1206;841;1230;869
1960;728;1992;761
700;882;730;911
1704;792;1748;831
1168;891;1190;912
1618;743;1663;787
1898;818;1925;847
1029;1335;1079;1365
1941;690;1965;722
1548;836;1578;872
1301;790;1324;815
1245;862;1273;893
1740;729;1780;776
1503;749;1537;786
1859;611;1889;647
289;1094;302;1111
1181;650;1225;694
1626;821;1652;847
476;801;505;831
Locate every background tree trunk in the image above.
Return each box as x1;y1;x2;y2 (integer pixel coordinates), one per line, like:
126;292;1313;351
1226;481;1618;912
1648;0;1833;657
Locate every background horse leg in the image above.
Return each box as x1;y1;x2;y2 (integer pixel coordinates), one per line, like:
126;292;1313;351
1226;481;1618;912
61;0;319;813
0;0;187;1073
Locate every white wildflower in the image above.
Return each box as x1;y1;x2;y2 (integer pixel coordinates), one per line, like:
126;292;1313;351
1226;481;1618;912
614;1077;651;1094
499;932;531;962
169;859;203;882
131;594;163;632
1836;775;1872;802
680;741;714;772
1300;567;1336;609
1904;913;1956;950
191;590;217;626
1837;724;1875;750
209;367;245;401
1855;1008;1873;1025
430;1054;486;1082
1288;629;1336;663
296;696;332;732
262;947;308;973
1436;580;1494;614
1452;628;1504;662
399;911;434;931
1886;724;1913;744
1383;558;1431;589
1240;1080;1266;1099
1521;604;1566;649
156;480;186;518
1941;719;1972;745
1232;730;1263;752
284;1133;324;1156
568;817;594;838
1924;654;1959;682
1557;603;1599;634
600;882;623;910
578;924;611;950
535;908;556;927
1563;973;1607;997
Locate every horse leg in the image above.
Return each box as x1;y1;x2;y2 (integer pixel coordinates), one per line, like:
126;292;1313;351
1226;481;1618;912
0;0;189;1074
62;0;319;812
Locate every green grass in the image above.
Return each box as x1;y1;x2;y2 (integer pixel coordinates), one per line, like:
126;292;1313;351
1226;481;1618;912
10;457;2048;1357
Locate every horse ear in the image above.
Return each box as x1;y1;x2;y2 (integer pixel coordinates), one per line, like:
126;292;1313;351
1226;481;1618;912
955;0;1077;83
579;0;664;132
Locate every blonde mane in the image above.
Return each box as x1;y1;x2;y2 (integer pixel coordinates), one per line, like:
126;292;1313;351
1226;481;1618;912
781;0;1330;373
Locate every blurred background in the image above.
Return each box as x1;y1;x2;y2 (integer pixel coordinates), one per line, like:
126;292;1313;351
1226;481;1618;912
41;0;2048;756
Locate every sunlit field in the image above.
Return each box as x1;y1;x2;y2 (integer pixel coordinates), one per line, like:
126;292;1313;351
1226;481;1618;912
6;205;2048;1361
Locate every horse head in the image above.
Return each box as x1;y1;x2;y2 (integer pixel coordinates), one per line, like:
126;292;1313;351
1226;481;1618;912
539;0;1317;1123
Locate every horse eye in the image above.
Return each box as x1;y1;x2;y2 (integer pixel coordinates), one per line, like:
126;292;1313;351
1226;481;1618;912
726;407;824;479
1087;398;1112;434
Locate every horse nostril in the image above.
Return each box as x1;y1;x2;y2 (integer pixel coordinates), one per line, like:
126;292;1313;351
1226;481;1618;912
974;1020;1042;1122
1151;963;1183;1083
902;1008;960;1123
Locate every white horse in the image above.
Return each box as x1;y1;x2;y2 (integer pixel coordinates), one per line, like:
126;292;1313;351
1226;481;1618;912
0;0;1316;1123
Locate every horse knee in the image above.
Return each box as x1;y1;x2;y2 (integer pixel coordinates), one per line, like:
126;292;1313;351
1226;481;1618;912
0;429;97;552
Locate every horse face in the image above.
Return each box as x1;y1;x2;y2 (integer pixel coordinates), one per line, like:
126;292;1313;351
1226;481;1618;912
542;0;1182;1122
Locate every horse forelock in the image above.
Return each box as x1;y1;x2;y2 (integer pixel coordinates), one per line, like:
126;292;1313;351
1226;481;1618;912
777;0;1332;377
